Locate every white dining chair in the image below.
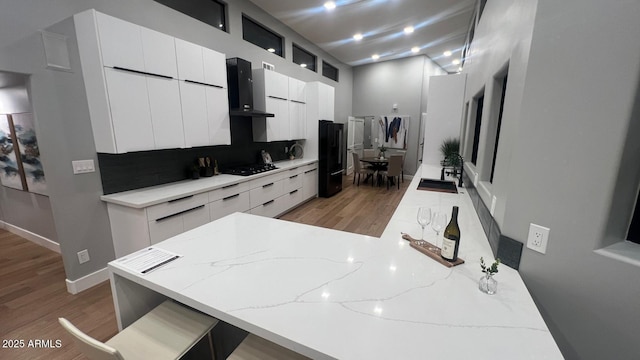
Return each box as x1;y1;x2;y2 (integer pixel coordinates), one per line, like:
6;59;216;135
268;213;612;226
228;333;309;360
59;300;218;360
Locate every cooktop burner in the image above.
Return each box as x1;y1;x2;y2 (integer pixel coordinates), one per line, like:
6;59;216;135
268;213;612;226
222;163;278;176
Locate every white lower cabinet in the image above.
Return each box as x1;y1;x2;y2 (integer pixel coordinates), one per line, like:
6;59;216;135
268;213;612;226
107;162;318;257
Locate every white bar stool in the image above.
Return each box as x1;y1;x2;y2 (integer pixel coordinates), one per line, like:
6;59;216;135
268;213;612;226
59;299;218;360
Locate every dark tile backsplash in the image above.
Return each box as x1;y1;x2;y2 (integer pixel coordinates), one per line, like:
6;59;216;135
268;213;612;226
462;172;523;270
99;118;296;194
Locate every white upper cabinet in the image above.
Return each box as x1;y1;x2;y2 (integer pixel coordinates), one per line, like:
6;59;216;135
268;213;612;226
175;38;205;83
103;68;155;152
179;81;210;147
206;86;231;145
203;47;227;88
264;70;289;100
288;77;306;103
319;83;335;121
289;101;306;140
95;12;145;72
141;27;178;78
147;77;185;149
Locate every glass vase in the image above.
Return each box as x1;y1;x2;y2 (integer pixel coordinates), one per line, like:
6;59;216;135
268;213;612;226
479;273;498;295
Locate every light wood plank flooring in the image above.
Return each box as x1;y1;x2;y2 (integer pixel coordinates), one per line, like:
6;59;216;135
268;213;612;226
0;173;409;359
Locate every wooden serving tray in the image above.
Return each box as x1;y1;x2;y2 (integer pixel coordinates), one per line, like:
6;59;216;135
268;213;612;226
401;233;465;268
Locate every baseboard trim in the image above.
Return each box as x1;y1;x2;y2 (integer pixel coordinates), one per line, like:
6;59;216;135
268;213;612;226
0;221;60;253
65;267;109;294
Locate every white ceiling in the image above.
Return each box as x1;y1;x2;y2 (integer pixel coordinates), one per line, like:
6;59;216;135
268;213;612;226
248;0;476;71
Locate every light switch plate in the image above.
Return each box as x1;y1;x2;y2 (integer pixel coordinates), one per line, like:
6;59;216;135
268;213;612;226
72;160;95;174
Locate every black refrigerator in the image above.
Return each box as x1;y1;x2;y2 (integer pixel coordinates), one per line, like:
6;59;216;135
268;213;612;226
319;120;344;197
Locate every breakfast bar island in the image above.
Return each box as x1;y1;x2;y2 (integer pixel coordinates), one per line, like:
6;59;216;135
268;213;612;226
108;166;563;359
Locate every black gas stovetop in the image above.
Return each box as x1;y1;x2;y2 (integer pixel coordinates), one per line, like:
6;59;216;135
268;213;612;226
222;163;278;176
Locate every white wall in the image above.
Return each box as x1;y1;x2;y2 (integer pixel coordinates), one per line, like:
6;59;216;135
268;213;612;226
463;0;640;358
352;55;446;174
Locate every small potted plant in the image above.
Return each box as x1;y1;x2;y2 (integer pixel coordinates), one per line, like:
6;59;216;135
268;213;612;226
479;257;500;294
378;145;388;159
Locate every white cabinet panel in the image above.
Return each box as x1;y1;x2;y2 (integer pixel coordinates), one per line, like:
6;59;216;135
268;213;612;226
149;215;183;244
263;97;289;142
175;38;204;82
303;166;318;200
179;81;210;147
203;47;227;87
320;84;335;121
147;77;185;149
249;196;284;218
288;77;306;103
210;191;251;221
141;27;178;78
182;204;210;232
250;180;284;209
96;12;144;71
104;68;155;152
208;182;250;202
289;101;306;140
283;172;303;194
264;70;288;99
206;86;231;145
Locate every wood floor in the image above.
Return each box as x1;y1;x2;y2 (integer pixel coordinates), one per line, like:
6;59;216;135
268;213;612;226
0;173;409;359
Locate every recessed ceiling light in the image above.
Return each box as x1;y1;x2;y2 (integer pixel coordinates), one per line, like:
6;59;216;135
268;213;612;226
372;54;380;60
324;1;336;10
353;33;363;41
300;63;307;68
267;48;276;53
404;26;414;35
411;47;420;53
452;59;460;65
458;67;463;72
444;50;452;57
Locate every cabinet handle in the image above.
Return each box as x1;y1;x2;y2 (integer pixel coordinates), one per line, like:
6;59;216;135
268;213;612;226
304;169;317;174
290;100;306;104
155;205;205;222
330;169;344;176
289;175;299;179
289;189;298;195
168;195;194;203
262;182;274;188
267;95;287;101
222;183;239;189
289;167;299;171
113;66;173;79
263;200;275;206
185;79;224;88
223;194;240;201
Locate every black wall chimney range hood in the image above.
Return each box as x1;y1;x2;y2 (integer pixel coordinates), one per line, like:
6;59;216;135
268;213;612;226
226;57;274;117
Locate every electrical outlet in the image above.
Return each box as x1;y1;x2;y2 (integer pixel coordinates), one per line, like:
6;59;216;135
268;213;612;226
77;249;90;264
526;223;550;254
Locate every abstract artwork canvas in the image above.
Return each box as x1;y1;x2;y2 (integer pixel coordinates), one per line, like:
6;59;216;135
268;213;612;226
0;114;24;191
12;113;47;195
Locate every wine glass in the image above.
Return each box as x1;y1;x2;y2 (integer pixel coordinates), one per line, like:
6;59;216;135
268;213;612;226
416;207;431;246
431;212;447;250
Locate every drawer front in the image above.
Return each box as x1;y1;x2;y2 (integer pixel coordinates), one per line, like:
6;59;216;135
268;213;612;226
148;215;183;244
208;181;250;202
301;163;318;173
283;172;303;194
249;179;284;208
182;203;210;232
249;172;284;189
281;189;303;213
285;166;303;178
249;196;284;218
210;191;251;221
147;193;208;221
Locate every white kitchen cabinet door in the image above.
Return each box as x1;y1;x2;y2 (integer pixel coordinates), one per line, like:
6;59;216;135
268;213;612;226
182;204;211;232
210;191;251;221
203;47;227;87
141;27;178;78
179;81;210;147
302;167;318;200
104;68;155;152
288;77;306;103
147;77;185;149
148;215;183;244
319;84;335;121
264;97;289;141
289;101;306;140
96;12;145;71
264;70;288;99
205;86;231;146
175;38;204;83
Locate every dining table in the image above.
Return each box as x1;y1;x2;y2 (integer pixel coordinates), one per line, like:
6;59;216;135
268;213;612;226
360;156;390;186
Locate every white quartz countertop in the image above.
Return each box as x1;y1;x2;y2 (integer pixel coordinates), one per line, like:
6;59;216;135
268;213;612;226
100;158;317;208
108;165;563;359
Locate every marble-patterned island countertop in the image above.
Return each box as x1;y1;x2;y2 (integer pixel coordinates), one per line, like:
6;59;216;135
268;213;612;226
108;165;563;360
100;158;317;208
